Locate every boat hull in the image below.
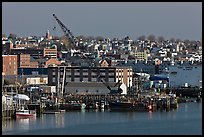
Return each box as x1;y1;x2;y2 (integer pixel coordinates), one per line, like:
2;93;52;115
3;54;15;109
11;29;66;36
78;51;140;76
16;110;36;118
108;101;153;112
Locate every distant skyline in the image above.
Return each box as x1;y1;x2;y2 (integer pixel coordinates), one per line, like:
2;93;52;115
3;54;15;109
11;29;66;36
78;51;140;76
2;2;202;40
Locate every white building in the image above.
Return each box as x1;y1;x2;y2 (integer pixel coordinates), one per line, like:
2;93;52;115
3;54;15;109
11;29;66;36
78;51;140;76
169;64;202;88
26;77;48;85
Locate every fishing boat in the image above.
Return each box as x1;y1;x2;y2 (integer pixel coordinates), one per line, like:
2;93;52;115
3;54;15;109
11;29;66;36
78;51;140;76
108;101;133;111
108;100;153;112
15;109;36;118
13;93;37;118
59;101;82;111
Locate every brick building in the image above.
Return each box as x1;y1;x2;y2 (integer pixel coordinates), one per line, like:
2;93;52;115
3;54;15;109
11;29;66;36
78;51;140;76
2;55;17;75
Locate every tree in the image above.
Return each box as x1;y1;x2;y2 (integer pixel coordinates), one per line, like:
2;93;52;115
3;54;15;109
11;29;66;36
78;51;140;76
157;36;165;43
2;33;7;37
52;35;60;40
170;38;175;43
76;35;86;41
4;79;10;85
59;35;73;50
147;34;156;42
96;36;104;42
137;35;146;41
175;38;181;43
8;33;17;40
184;39;190;45
167;51;171;58
86;36;95;42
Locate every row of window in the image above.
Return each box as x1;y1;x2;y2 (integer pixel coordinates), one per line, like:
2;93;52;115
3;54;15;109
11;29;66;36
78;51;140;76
52;77;115;82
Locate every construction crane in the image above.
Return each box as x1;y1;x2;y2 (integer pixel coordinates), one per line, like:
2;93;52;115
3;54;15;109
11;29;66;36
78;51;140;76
52;13;78;49
95;71;122;94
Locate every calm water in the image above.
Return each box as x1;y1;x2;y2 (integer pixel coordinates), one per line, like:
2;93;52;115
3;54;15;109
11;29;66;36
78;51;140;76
2;102;202;135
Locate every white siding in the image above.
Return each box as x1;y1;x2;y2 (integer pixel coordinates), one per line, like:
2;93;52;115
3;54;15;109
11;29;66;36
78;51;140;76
169;65;202;88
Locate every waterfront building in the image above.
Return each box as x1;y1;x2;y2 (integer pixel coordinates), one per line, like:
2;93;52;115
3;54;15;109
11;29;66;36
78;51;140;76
64;82;127;95
47;66;132;95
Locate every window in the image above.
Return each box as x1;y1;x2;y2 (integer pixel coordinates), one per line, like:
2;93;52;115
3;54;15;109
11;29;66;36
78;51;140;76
52;77;56;82
170;72;177;75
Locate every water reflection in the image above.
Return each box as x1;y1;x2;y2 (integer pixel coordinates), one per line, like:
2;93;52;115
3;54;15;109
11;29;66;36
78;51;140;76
40;113;66;128
148;111;153;120
15;117;37;130
55;114;65;128
2;119;14;132
2;102;202;135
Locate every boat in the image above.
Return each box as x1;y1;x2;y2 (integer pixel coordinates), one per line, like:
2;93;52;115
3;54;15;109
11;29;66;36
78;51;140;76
108;101;133;111
13;93;37;118
59;101;82;111
15;109;36;118
108;100;154;112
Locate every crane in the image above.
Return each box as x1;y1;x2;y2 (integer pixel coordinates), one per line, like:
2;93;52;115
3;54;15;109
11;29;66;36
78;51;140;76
52;13;78;49
95;70;122;94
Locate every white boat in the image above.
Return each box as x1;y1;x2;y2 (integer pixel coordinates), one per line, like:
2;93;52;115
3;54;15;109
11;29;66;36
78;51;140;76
16;109;36;118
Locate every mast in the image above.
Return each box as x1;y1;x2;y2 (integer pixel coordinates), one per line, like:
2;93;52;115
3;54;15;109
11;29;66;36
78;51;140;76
57;67;60;97
61;66;66;97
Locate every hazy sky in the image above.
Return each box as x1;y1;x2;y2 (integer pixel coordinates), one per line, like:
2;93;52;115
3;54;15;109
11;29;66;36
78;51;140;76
2;2;202;40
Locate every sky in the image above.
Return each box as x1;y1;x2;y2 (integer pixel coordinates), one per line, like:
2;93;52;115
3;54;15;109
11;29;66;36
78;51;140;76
2;2;202;41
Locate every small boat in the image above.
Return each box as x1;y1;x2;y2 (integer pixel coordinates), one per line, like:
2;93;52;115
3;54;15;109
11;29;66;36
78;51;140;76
15;109;36;118
59;101;82;111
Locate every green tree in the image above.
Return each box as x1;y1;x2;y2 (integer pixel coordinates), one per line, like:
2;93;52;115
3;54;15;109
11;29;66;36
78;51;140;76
4;79;10;85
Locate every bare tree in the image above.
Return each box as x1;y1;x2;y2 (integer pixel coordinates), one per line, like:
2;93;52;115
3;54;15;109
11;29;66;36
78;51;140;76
175;38;181;43
87;36;95;42
137;35;146;41
147;34;156;42
96;36;104;42
8;33;17;40
184;39;190;45
2;33;7;37
157;36;165;43
76;35;86;41
170;38;175;43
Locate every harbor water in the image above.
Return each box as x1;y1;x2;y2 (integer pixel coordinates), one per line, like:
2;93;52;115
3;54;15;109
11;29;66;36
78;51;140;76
2;102;202;135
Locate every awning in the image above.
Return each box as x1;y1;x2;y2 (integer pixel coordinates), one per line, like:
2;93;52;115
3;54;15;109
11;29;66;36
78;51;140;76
13;94;30;101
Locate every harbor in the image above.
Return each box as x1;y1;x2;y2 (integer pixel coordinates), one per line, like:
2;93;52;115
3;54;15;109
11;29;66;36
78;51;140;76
2;87;202;120
2;101;202;135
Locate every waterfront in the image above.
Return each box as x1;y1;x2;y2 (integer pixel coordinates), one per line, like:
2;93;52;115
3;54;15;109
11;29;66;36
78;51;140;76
2;101;202;135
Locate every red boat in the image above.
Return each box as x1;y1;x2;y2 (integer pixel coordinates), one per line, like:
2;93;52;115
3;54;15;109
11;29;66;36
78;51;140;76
16;109;36;118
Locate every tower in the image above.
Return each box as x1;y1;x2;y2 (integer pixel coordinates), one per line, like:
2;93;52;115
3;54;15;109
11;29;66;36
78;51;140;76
46;30;51;40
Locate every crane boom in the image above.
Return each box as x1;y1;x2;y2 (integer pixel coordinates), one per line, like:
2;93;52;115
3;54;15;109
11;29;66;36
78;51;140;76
53;13;77;48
